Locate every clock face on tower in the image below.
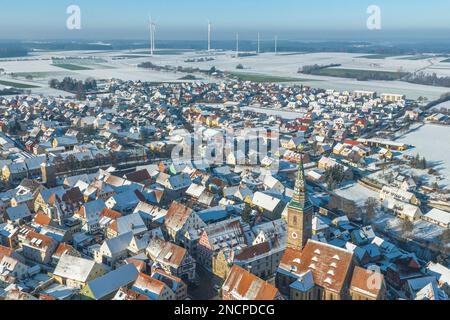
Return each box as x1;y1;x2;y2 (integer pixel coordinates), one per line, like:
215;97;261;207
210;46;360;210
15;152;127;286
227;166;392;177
291;232;298;239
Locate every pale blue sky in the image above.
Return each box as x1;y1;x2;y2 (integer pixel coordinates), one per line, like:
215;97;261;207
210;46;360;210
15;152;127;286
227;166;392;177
0;0;449;40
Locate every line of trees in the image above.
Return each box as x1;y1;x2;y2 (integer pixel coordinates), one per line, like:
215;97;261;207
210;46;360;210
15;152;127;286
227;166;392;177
410;154;427;170
49;77;97;99
139;61;222;76
404;72;450;88
299;64;341;74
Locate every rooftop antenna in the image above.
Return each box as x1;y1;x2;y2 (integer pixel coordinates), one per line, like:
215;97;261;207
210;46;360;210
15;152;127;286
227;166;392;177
257;32;260;54
275;35;278;55
208;20;211;52
236;32;239;58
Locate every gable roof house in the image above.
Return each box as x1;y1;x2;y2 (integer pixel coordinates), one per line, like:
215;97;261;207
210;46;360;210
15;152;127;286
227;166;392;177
75;199;106;234
349;266;387;300
128;271;175;300
0;255;28;282
51;242;81;266
94;232;133;268
158;173;192;200
105;189;143;214
53;253;105;289
106;213;147;239
80;263;139;300
133;201;168;228
151;269;188;300
163;202;205;250
222;265;283;300
5;204;32;224
2;162;28;183
124;169;153;186
251;191;286;220
34;186;66;213
146;237;196;283
425;262;450;295
20;230;58;264
197;217;248;270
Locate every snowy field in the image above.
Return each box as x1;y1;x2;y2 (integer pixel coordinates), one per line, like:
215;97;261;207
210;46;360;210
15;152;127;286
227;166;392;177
397;124;450;187
1;50;450;100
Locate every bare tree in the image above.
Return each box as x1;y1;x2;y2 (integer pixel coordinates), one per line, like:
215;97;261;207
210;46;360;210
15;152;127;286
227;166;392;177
344;200;360;221
400;219;414;237
364;197;379;224
438;229;450;245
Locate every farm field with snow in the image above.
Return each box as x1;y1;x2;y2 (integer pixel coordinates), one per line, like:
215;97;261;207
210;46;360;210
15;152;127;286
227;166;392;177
1;50;450;100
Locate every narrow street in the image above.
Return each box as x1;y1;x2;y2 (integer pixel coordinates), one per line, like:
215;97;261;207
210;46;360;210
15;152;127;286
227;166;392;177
188;266;221;300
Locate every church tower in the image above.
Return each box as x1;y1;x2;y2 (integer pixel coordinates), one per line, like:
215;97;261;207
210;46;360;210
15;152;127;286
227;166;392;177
286;147;313;251
41;161;56;188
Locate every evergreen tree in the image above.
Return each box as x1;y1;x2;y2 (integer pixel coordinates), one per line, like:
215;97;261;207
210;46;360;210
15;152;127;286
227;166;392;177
241;203;252;224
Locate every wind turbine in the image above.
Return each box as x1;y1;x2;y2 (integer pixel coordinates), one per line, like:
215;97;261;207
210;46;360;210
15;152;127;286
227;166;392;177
149;15;153;56
151;19;157;54
274;35;278;55
236;33;239;58
257;32;260;54
208;20;211;52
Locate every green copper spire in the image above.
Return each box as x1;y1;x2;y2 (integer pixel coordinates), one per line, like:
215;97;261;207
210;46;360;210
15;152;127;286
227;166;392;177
290;144;311;208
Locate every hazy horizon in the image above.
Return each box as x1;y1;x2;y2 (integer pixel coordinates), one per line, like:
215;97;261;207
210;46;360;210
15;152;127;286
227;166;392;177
0;0;449;42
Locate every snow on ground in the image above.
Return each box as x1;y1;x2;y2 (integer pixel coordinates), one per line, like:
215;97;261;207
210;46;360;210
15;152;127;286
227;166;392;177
333;182;447;245
431;100;450;111
373;209;447;246
1;50;449;100
334;181;379;206
242;106;304;120
397;124;450;187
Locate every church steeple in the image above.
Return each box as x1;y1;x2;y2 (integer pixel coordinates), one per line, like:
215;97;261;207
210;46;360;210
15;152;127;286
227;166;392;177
286;144;313;251
290;145;311;209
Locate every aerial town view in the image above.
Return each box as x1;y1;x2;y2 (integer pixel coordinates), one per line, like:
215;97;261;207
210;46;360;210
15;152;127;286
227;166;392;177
0;0;449;309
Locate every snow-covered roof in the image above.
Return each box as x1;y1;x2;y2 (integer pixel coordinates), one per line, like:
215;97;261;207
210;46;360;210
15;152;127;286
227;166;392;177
426;262;450;287
252;191;282;212
53;254;98;283
86;263;138;299
186;183;206;198
424;208;450;226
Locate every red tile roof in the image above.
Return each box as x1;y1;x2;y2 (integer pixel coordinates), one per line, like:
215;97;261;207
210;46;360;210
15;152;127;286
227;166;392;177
234;242;271;261
25;231;54;249
100;208;122;220
164;202;193;232
125;169;151;184
0;245;13;261
33;212;51;227
53;243;76;258
279;240;354;294
350;266;384;299
223;265;281;300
